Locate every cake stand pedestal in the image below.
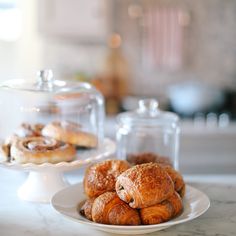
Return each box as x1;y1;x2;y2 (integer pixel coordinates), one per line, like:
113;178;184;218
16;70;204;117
18;171;69;202
0;138;116;203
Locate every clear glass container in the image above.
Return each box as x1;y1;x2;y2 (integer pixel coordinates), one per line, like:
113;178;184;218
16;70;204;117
0;69;105;147
116;99;180;169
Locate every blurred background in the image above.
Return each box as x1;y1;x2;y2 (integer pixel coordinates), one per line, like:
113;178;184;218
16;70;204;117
0;0;236;174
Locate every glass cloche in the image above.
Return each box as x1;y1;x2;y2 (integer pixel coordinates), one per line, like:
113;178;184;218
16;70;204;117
116;99;180;169
0;69;105;164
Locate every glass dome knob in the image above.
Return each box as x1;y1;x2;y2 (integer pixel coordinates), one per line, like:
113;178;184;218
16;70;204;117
138;99;159;114
37;69;54;90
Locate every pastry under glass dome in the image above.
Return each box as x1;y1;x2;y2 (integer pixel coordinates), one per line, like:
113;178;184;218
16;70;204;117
0;69;104;149
0;69;116;202
116;99;180;169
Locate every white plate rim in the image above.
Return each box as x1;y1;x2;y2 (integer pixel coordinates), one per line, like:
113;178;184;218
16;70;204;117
51;183;210;231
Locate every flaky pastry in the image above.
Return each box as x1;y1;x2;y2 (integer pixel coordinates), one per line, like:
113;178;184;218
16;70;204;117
42;121;98;148
10;136;76;164
116;163;175;208
84;159;130;198
92;192;141;225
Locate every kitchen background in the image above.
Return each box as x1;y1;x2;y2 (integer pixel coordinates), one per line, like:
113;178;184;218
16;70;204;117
0;0;235;174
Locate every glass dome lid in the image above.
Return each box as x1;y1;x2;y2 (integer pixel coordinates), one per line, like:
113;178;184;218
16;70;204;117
117;99;179;128
0;69;105;152
0;69;98;95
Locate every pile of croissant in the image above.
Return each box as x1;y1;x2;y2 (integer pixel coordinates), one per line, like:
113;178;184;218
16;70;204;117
80;159;185;225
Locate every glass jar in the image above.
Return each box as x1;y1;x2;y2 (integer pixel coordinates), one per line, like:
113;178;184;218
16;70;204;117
0;69;105;147
116;99;180;169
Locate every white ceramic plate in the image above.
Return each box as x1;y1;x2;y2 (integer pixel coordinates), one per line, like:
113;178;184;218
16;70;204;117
51;183;210;235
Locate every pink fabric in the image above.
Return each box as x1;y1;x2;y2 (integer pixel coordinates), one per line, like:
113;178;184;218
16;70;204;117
143;7;183;70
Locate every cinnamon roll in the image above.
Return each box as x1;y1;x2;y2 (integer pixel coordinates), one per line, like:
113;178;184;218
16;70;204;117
84;159;130;198
42;121;98;148
10;136;76;164
116;163;175;208
91;192;141;225
15;123;44;137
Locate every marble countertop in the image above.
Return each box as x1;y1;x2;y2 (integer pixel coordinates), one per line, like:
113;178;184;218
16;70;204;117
0;168;236;236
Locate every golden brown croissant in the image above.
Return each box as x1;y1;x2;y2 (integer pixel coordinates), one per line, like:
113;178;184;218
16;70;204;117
91;192;141;225
178;184;186;198
116;163;175;208
162;165;185;197
167;191;183;217
84;159;130;198
140;191;183;225
80;198;95;221
140;200;173;225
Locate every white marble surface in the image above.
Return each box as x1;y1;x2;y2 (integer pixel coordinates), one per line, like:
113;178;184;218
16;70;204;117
0;168;236;236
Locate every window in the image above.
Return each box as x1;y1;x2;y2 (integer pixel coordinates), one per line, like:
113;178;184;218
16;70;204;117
0;0;22;41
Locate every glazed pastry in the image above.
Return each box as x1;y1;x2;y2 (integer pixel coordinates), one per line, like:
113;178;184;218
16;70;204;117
140;191;183;225
42;121;98;148
163;165;185;197
84;159;130;198
15;123;44;137
10;136;76;164
80;198;95;221
116;163;175;208
91;192;141;225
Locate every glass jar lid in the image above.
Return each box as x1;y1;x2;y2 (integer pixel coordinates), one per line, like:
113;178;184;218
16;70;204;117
117;98;179;128
0;69;96;94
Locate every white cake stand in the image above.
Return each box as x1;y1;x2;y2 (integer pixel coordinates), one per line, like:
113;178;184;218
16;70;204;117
0;138;116;203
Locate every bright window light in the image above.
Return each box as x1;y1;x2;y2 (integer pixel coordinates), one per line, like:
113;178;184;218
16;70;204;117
0;0;22;42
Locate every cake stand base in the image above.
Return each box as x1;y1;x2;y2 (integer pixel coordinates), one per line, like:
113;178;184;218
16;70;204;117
0;138;116;203
17;171;69;203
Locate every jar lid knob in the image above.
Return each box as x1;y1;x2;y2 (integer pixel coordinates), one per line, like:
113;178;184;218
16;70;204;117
138;99;159;113
37;69;54;90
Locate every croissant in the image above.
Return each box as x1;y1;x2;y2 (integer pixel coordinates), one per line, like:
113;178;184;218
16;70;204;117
140;200;173;225
80;198;95;221
140;191;183;225
162;166;185;197
167;191;183;217
84;159;130;198
178;184;186;198
116;163;175;208
91;192;141;225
